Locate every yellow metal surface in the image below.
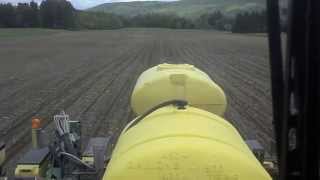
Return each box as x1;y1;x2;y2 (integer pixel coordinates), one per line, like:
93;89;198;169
31;129;40;149
82;156;94;166
0;146;5;166
131;63;227;116
103;106;271;180
15;165;41;177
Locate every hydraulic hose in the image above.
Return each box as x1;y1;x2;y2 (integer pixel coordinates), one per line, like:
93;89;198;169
59;151;95;170
124;99;188;132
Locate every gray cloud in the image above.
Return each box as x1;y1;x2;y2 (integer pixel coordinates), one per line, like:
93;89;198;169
0;0;178;9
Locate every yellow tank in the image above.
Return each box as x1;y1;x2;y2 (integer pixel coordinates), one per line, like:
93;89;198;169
103;106;271;180
131;63;227;116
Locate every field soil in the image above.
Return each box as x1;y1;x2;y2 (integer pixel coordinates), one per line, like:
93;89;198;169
0;28;273;175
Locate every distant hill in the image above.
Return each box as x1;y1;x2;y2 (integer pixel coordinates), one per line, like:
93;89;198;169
88;0;266;18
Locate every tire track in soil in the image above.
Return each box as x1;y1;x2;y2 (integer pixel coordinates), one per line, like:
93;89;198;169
194;41;271;108
1;30;273;176
70;48;146;144
0;61;97;135
193;45;272;137
0;61;91;134
92;62;139;137
1;47;136;143
0;31;136;127
153;35;258;142
83;42;155;155
1;46;142;170
176;40;273;151
182;44;259;134
92;47;149;137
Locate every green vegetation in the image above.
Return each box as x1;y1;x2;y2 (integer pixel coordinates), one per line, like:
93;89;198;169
0;0;76;29
232;11;267;33
89;0;265;19
40;0;76;28
125;13;194;29
77;11;123;29
86;0;267;32
0;0;267;33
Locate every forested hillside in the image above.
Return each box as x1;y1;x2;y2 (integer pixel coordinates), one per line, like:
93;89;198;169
89;0;265;18
0;0;268;33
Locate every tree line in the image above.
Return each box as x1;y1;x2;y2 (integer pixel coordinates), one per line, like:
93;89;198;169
80;11;266;32
0;0;267;33
0;2;38;27
123;13;195;29
0;0;75;28
232;11;267;33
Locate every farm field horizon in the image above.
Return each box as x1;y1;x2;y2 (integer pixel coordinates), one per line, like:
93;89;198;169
0;28;272;175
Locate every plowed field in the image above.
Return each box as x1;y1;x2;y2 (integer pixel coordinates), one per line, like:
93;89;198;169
0;28;272;175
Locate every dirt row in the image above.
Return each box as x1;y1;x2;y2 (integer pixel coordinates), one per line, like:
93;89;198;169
0;28;272;175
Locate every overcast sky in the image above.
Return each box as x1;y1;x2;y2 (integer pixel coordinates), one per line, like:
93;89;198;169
0;0;178;10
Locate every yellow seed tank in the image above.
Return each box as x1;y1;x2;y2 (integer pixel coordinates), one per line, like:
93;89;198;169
103;63;271;180
131;63;227;116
